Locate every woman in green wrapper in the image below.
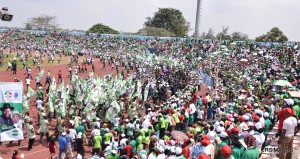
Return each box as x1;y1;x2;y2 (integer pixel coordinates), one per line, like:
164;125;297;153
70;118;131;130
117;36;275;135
230;135;245;159
241;135;260;159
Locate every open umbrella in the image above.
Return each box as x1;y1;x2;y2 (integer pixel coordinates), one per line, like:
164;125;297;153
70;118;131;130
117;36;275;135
273;80;292;87
171;131;189;142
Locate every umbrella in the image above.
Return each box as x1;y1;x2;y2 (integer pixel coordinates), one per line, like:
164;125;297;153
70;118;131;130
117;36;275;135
240;58;248;62
171;131;189;142
273;80;292;87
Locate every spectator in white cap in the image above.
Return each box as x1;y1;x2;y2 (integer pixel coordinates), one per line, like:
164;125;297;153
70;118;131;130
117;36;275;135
157;146;166;159
262;112;272;149
58;132;68;159
175;147;185;158
253;122;265;151
248;122;255;135
217;131;228;150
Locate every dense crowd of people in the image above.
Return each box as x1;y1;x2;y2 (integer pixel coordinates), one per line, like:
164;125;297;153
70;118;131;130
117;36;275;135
0;30;300;159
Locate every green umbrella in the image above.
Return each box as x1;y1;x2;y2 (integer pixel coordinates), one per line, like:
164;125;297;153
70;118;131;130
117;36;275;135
273;80;292;87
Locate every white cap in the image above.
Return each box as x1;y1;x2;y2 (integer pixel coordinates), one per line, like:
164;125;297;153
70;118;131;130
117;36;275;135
141;154;147;159
255;122;263;130
243;115;249;120
158;146;165;153
62;132;67;136
219;121;224;125
76;154;83;159
233;114;238;117
171;146;176;153
220;131;228;138
230;118;234;122
96;117;100;121
111;150;117;154
263;112;269;117
175;147;182;154
121;134;125;137
254;103;258;107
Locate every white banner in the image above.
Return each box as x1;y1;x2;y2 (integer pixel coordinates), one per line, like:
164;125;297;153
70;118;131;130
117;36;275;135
0;82;24;142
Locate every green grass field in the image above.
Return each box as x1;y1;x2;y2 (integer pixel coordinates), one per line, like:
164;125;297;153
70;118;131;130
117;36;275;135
0;53;72;71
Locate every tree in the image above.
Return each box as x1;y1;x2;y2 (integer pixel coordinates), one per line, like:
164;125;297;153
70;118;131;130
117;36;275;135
25;23;32;30
87;23;119;34
203;28;215;39
137;27;174;37
144;8;190;37
231;31;248;41
255;27;288;42
216;26;231;40
25;15;58;30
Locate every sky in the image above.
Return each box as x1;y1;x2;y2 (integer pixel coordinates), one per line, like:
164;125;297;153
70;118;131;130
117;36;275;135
1;0;300;41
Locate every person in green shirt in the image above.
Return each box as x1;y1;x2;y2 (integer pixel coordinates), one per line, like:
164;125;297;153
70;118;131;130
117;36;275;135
107;150;119;159
263;112;272;149
159;114;166;139
129;136;137;154
220;145;235;159
230;135;245;159
136;133;143;151
293;98;300;117
103;129;113;145
164;115;170;131
241;134;260;159
216;132;229;159
92;131;102;156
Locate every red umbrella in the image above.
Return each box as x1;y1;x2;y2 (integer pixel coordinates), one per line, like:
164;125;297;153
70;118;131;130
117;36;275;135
171;131;189;142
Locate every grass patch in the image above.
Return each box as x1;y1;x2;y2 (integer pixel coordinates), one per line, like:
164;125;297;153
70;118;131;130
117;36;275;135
0;53;72;71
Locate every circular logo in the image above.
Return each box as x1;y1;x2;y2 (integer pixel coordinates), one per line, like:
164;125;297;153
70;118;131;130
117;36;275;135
14;92;19;99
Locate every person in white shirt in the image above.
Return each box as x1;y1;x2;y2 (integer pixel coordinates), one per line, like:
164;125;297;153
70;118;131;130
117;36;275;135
35;76;40;89
253;122;265;151
279;109;297;159
26;77;31;91
36;98;43;109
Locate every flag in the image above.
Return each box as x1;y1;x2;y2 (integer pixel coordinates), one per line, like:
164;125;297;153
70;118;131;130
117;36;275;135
27;86;36;98
38;69;44;80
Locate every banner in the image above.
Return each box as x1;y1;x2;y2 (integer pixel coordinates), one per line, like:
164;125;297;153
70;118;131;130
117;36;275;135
0;82;24;142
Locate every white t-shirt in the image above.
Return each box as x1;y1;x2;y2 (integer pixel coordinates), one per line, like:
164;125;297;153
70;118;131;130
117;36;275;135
283;116;297;137
91;129;100;137
69;128;77;142
36;76;40;82
26;79;31;85
36;100;43;109
253;132;265;150
197;110;204;119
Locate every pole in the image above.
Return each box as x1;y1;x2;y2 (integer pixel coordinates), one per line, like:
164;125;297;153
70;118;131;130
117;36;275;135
195;0;202;38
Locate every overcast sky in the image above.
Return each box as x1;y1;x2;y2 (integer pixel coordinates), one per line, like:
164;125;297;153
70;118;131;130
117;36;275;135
1;0;300;41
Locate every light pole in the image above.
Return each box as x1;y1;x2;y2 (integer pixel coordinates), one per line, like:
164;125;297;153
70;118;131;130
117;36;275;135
195;0;202;38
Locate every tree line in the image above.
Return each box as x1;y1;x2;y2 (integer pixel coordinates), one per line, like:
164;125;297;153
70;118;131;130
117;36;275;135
24;9;289;42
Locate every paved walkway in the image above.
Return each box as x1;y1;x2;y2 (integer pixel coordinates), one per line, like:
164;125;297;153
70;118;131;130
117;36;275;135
262;124;300;159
